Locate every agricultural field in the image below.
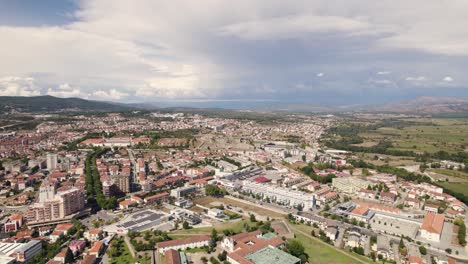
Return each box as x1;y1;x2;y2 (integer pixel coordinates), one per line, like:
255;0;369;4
359;118;468;154
429;169;468;180
426;168;468;186
437;182;468;196
357;153;419;167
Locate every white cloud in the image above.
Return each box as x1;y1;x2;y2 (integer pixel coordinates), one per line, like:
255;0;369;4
0;76;41;96
377;71;391;75
47;83;82;98
373;79;392;84
443;76;454;82
218;15;374;40
93;89;129;100
0;0;468;102
317;73;324;77
405;76;427;81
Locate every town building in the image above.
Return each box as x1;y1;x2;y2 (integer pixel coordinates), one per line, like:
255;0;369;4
47;153;58;171
420;213;445;242
156;235;211;254
27;185;85;225
222;231;298;264
241;181;315;210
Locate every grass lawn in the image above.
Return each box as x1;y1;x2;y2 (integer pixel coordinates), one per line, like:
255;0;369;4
294;232;372;264
109;239;135;264
437;182;468;196
184;247;207;253
289;222;373;264
430;169;468;180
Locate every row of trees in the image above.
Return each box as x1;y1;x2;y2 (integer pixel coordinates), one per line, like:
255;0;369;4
455;218;467;246
85;148;117;210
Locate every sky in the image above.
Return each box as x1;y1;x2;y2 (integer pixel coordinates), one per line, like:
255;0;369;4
0;0;467;107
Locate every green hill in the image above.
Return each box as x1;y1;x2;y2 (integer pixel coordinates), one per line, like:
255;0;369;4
0;95;132;113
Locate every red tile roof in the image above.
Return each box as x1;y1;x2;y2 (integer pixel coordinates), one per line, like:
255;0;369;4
421;212;445;235
156;235;210;249
165;249;181;264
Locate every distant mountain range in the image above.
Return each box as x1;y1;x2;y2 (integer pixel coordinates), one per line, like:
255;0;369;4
0;95;132;113
375;96;468;114
0;95;467;115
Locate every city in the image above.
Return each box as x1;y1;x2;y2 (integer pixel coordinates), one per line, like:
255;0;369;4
1;1;468;264
0;108;467;264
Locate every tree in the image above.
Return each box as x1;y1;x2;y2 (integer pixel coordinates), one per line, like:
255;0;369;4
399;238;405;249
419;246;427;255
211;228;218;245
287;240;306;260
64;248;74;264
250;214;257;222
296;204;303;212
183;221;190;229
205;185;227;197
353;247;365;255
210;256;220;264
455;218;467;246
218;250;227;261
201;256;208;263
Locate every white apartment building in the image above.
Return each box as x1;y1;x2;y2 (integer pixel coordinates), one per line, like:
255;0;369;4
46;153;58;171
241;181;315;210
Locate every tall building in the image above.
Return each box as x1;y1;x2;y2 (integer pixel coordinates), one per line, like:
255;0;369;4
111;174;130;193
27;187;85;224
38;180;57;202
46;153;58;171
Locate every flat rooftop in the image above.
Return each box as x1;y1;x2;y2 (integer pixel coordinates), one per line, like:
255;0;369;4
115;209;168;232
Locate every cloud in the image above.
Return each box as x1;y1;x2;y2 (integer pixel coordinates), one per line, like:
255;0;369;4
93;89;128;100
377;71;391;75
372;79;392;84
0;1;468;104
443;76;454;82
47;83;82;98
0;76;41;96
218;15;374;40
405;76;427;81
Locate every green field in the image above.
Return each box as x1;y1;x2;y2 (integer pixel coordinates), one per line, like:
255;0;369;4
294;232;372;264
430;169;468;180
289;223;372;264
359;118;468;154
437;182;468;196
